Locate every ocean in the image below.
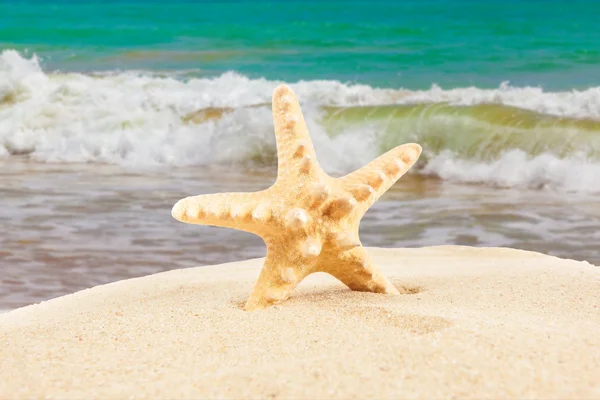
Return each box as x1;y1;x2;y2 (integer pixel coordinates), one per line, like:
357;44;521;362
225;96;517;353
1;0;599;309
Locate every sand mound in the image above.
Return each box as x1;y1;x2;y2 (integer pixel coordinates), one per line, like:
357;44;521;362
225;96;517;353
1;246;599;399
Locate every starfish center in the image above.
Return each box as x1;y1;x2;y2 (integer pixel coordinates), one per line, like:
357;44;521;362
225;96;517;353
171;84;422;310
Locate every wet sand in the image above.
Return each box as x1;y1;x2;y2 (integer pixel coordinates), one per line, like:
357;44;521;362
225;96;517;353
1;158;599;309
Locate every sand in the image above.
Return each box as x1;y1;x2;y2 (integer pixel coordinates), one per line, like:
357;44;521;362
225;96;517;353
1;246;599;399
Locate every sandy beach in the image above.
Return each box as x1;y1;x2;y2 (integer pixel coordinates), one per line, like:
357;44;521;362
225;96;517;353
1;246;598;399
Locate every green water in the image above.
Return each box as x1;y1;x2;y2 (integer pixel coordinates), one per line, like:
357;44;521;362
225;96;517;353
2;0;600;89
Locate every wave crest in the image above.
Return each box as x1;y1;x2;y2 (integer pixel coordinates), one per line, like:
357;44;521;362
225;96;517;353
2;49;600;193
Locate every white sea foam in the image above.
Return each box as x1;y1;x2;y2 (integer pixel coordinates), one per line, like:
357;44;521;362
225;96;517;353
2;50;600;193
423;150;600;193
400;82;600;119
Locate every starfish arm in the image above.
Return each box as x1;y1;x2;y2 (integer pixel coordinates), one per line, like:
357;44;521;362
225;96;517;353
244;245;311;311
171;191;275;235
340;143;422;212
271;84;322;182
319;247;399;295
171;84;424;311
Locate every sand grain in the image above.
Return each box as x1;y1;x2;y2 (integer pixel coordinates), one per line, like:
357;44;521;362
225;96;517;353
1;246;599;399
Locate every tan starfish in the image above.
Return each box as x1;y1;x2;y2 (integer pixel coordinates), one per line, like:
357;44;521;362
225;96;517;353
171;84;422;311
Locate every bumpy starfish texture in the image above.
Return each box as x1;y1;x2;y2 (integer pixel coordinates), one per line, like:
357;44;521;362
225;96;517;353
171;85;422;311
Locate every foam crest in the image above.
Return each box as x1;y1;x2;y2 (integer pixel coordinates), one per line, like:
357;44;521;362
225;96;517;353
400;82;600;119
0;51;382;167
0;50;48;103
2;50;600;193
424;150;600;193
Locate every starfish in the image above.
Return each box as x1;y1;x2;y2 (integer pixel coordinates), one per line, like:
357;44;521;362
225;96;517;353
171;84;422;311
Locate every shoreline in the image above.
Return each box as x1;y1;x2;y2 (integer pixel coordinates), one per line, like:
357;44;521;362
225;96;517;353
1;246;599;399
2;159;600;311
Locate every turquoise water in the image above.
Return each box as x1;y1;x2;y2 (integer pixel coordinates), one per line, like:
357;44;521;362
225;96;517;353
2;0;600;89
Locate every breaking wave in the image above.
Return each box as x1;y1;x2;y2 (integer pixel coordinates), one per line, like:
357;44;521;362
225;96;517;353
2;49;600;192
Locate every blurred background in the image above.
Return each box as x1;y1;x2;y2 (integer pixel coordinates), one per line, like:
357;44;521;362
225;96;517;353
1;0;599;310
